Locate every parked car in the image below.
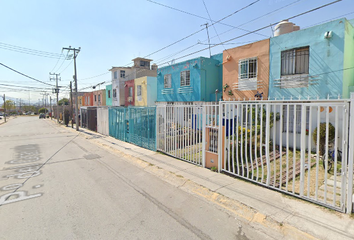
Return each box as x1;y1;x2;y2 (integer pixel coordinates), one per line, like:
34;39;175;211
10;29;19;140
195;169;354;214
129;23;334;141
39;113;46;119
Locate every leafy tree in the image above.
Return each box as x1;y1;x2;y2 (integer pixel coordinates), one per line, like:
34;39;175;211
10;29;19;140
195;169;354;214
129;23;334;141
2;100;15;111
39;108;49;114
58;98;69;106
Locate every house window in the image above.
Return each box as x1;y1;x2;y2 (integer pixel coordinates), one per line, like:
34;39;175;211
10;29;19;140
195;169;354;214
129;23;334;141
94;95;97;102
180;71;190;86
129;87;133;97
113;89;117;98
282;105;309;133
120;70;125;78
98;94;101;102
238;57;257;90
164;74;171;88
140;61;148;67
108;90;111;98
137;85;142;97
281;47;309;76
114;71;117;79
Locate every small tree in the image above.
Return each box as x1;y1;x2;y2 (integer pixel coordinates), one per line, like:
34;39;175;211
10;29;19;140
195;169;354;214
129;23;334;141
312;122;335;155
58;98;69;106
39;108;48;114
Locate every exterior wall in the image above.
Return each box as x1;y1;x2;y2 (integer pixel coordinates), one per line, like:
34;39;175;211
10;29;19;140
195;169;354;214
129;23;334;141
343;20;354;98
269;19;346;100
135;76;157;106
124;79;135;106
110;67;133;106
106;84;112;106
83;92;93;106
93;89;106;107
201;55;223;102
146;76;157;106
223;39;269;100
157;58;201;102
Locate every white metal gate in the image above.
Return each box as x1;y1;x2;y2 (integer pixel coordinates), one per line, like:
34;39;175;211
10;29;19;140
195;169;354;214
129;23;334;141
219;100;353;212
97;107;109;136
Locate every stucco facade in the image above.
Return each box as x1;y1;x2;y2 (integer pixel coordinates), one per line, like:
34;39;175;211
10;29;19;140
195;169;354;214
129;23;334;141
156;54;223;102
105;84;112;106
223;39;269;100
93;89;106;107
269;18;354;100
82;92;93;106
124;79;135;106
134;76;157;106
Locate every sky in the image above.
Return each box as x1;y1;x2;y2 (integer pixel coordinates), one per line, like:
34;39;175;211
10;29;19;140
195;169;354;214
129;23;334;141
1;0;353;106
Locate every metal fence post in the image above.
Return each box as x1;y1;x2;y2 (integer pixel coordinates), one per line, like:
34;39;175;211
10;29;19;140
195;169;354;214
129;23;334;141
202;105;206;168
218;102;222;173
300;104;307;197
347;93;354;214
265;103;271;186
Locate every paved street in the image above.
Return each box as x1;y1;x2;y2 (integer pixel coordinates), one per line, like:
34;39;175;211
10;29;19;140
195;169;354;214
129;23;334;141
0;116;274;240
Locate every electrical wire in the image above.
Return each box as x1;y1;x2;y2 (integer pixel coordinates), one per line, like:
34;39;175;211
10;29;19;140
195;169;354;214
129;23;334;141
157;0;342;67
0;42;63;59
0;63;55;87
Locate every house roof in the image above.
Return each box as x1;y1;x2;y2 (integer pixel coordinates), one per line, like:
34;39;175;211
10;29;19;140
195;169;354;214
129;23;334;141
132;57;153;62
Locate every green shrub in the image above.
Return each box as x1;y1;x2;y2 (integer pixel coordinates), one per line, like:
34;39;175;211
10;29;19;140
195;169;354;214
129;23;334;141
312;122;335;154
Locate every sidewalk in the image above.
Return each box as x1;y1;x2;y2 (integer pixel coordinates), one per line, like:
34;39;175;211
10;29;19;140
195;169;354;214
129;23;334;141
68;124;354;240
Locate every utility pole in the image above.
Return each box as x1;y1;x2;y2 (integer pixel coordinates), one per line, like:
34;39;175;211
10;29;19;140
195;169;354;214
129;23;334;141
50;73;60;123
50;96;53;119
2;94;6;122
40;92;49;115
62;46;81;131
70;81;73;128
201;23;211;57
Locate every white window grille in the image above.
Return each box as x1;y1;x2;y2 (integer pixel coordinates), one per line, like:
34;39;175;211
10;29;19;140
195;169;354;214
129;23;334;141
180;71;190;86
137;85;142;97
113;89;117;98
164;74;171;88
282;105;310;133
238;57;257;90
120;70;125;78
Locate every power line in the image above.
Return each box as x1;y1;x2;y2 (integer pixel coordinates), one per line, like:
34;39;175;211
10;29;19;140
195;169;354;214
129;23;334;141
146;0;267;38
0;42;64;59
0;63;55;87
157;0;342;67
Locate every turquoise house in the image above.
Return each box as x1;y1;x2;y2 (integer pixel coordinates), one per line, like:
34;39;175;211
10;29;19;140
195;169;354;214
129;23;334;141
106;84;112;106
156;54;223;102
269;18;354;100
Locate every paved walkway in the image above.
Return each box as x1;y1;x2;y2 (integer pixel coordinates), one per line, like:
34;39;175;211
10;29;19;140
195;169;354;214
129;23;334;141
65;124;354;240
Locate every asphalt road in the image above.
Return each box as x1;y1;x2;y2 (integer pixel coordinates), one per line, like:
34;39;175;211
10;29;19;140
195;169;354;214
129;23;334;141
0;116;273;240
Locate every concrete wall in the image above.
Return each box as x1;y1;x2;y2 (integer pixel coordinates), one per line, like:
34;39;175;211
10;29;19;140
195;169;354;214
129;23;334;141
124;79;135;106
134;76;157;107
156;56;222;102
269;19;346;100
343;20;354;98
106;84;112;106
201;55;223;102
157;57;201;102
93;89;106;107
223;39;269;100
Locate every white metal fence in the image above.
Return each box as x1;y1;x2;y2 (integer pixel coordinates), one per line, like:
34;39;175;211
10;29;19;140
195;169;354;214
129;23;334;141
156;100;354;213
219;100;353;213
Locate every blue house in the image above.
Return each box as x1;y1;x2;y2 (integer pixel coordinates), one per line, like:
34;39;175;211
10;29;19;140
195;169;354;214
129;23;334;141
156;54;223;102
269;18;354;100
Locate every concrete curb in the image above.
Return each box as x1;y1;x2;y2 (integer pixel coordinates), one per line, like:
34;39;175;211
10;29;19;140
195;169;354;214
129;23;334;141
56;121;354;240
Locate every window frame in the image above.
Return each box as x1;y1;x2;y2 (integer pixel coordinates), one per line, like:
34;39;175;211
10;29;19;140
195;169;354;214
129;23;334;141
120;70;125;78
164;74;172;88
281;47;309;76
108;90;111;98
129;87;133;97
238;57;258;91
180;70;190;87
113;89;117;98
114;71;117;79
137;85;142;97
